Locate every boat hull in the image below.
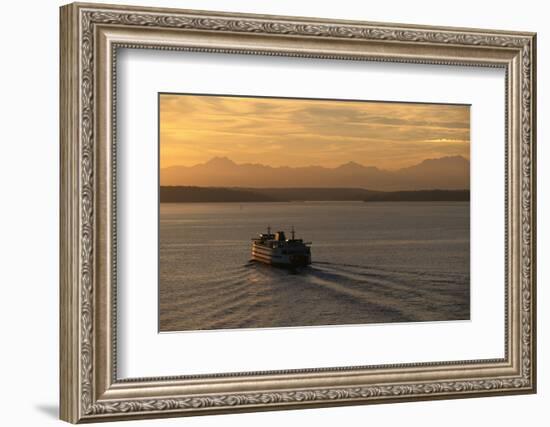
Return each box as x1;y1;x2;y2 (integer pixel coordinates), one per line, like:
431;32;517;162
251;243;311;267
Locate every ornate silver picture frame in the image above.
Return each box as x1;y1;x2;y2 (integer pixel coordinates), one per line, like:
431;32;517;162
60;2;536;423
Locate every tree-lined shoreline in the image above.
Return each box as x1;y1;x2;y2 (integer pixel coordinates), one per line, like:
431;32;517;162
160;186;469;203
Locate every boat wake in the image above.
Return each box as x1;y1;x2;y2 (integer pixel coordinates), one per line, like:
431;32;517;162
237;259;469;325
161;259;469;331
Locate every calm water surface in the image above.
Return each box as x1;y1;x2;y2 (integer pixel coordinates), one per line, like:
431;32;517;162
159;201;469;331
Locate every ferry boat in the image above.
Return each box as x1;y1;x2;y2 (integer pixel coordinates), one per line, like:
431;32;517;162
251;226;312;267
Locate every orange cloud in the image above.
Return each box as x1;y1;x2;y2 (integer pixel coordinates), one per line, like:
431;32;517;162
160;94;470;170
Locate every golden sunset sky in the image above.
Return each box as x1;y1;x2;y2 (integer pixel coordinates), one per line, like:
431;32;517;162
160;94;470;170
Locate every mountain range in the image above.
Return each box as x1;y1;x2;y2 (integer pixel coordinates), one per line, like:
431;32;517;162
160;155;469;191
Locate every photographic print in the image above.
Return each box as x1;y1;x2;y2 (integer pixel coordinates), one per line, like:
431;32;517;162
159;93;470;332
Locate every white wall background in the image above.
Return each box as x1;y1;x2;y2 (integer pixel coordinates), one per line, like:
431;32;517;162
0;0;545;426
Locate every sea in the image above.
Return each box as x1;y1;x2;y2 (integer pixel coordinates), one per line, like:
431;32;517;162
159;201;470;332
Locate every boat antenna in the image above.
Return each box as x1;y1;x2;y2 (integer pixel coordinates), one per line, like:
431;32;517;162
291;225;295;240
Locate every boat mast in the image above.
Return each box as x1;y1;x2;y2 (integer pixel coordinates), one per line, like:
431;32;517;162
267;225;271;235
291;226;295;240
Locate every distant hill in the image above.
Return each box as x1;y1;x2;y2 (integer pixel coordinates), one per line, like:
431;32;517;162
363;189;469;202
243;187;381;201
160;186;469;203
160;156;469;191
160;186;281;203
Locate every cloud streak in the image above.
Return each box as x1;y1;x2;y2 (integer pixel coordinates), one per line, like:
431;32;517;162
160;94;470;170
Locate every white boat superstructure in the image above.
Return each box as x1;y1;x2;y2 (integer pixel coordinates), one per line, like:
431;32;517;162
251;226;312;267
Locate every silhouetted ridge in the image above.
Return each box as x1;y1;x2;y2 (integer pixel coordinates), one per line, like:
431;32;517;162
160;186;469;203
160;186;281;203
363;189;469;202
161;156;469;191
